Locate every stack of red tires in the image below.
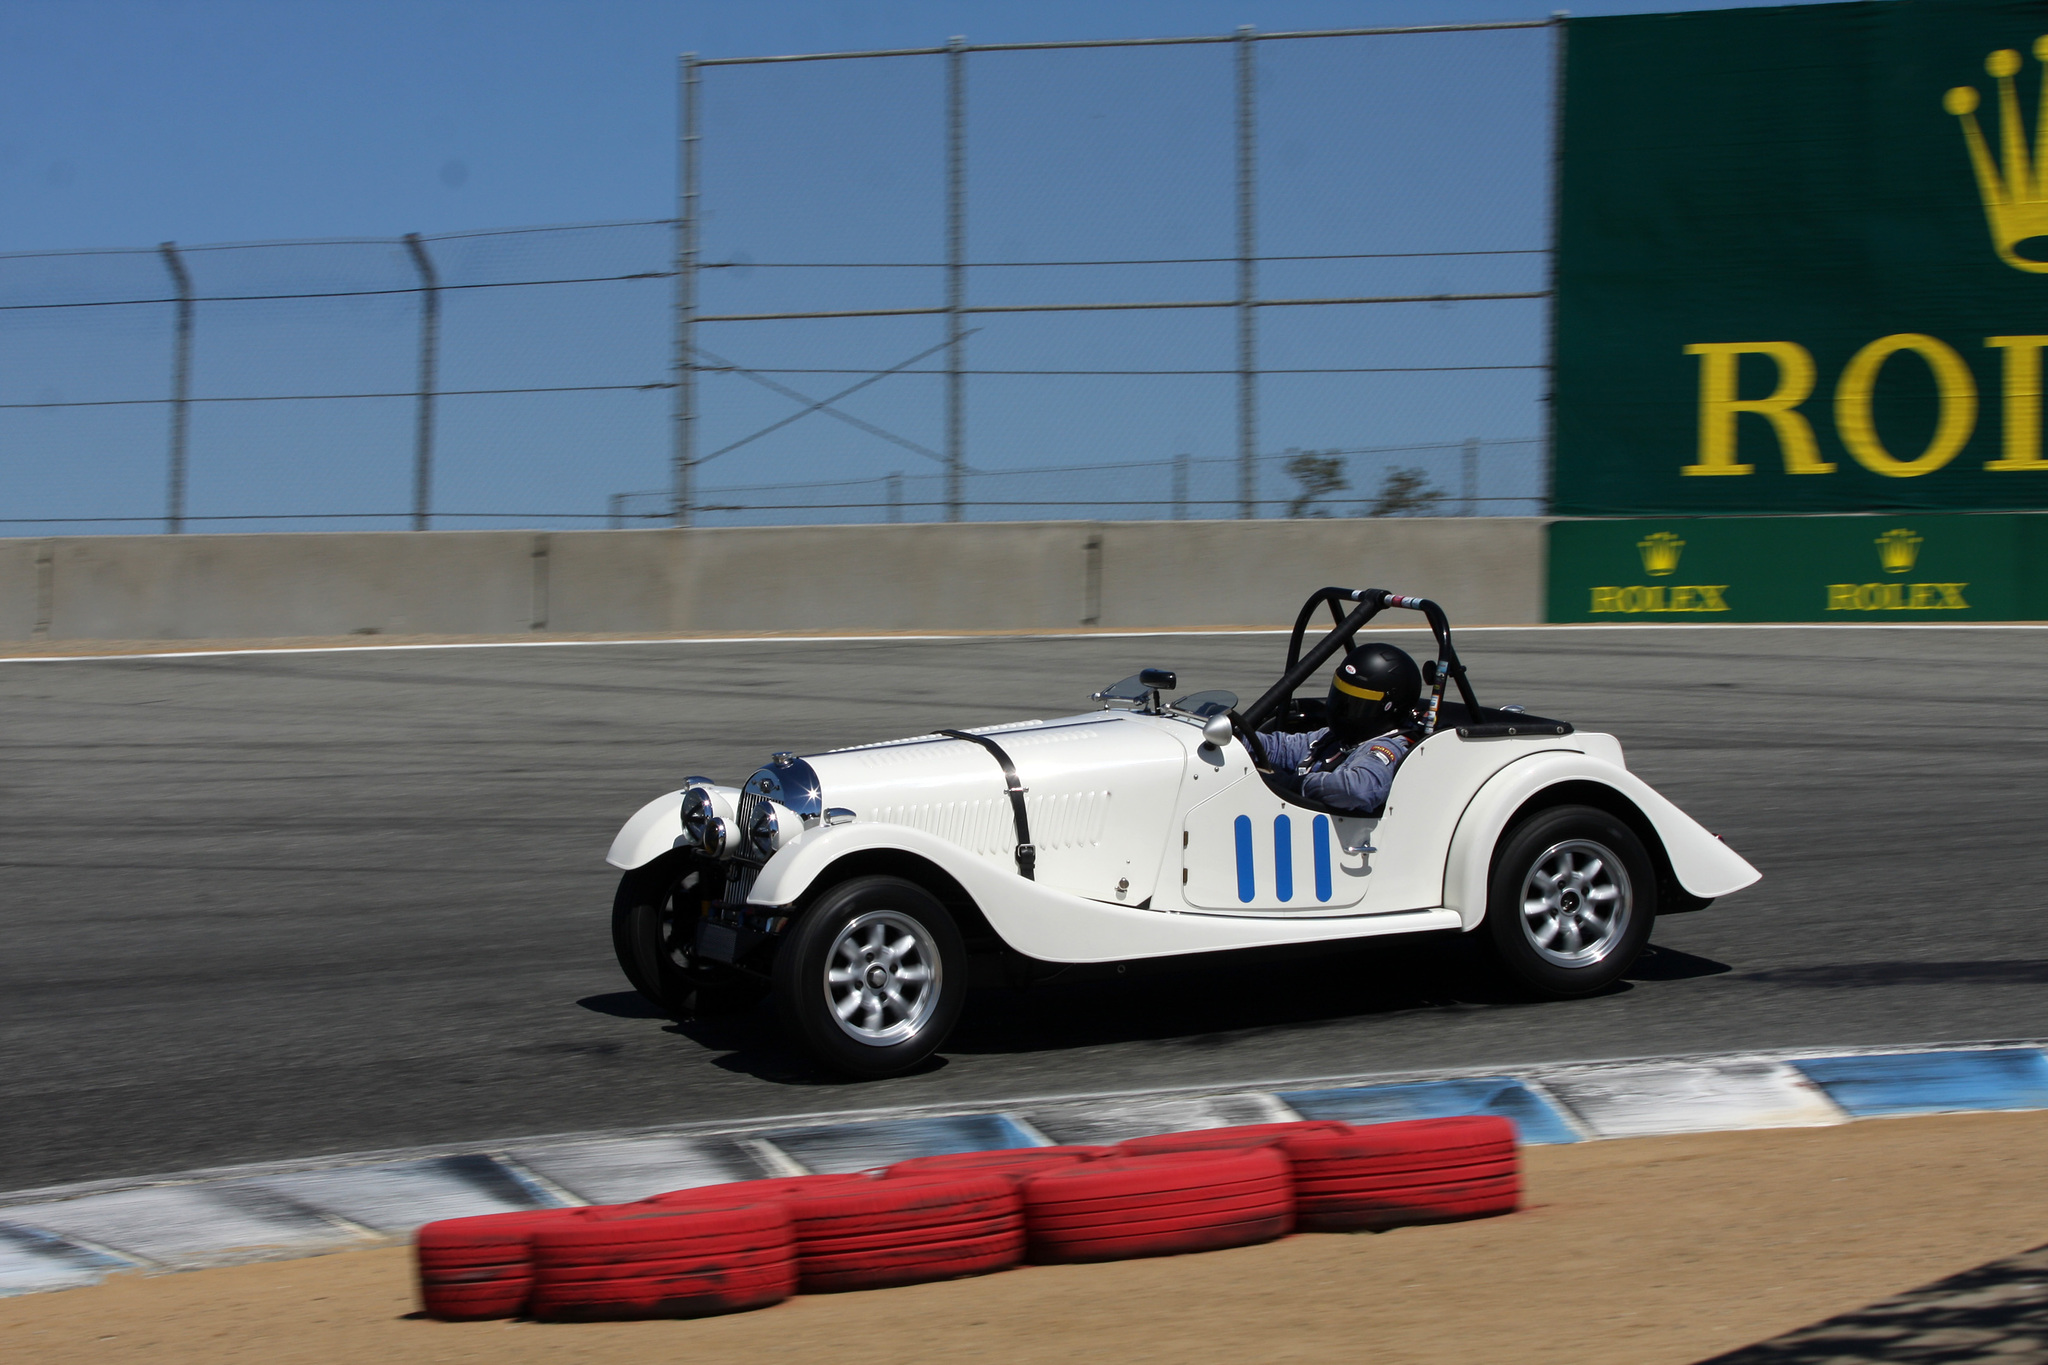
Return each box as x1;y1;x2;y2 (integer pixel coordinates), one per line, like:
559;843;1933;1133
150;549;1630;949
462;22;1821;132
413;1114;1520;1322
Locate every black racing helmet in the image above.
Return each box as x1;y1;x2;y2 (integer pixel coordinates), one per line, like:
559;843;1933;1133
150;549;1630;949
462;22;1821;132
1327;641;1422;741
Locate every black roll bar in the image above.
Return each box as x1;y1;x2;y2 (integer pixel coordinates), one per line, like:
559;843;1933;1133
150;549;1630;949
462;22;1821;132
1240;587;1482;738
1281;587;1359;675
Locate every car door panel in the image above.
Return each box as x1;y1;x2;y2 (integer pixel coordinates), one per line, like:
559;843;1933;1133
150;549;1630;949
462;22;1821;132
1181;774;1379;912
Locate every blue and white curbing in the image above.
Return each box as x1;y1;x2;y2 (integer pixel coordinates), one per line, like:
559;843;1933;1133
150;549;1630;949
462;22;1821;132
5;1041;2047;1297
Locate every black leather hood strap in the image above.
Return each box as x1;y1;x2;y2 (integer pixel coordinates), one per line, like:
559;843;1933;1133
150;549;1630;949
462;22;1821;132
938;729;1036;880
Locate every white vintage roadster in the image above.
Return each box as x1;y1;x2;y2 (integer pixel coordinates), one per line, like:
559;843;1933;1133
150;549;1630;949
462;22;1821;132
607;588;1759;1077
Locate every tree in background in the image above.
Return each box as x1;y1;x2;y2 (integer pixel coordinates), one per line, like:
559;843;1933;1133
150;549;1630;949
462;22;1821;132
1366;465;1445;517
1283;449;1349;518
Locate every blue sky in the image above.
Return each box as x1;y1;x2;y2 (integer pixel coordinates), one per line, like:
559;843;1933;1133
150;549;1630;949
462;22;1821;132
0;0;1818;531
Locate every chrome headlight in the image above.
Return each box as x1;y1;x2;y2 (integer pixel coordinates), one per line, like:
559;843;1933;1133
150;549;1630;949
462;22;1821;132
680;787;712;851
740;797;803;859
700;814;732;859
748;801;781;858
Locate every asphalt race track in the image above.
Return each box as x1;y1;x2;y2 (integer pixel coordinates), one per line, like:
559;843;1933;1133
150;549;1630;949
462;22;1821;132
6;626;2048;1191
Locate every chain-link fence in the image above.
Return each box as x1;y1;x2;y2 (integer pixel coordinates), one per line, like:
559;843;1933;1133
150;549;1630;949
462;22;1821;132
607;440;1543;527
2;20;1559;537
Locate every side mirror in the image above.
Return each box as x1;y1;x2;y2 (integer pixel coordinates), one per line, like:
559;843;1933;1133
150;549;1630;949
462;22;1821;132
1139;668;1177;689
1201;714;1234;747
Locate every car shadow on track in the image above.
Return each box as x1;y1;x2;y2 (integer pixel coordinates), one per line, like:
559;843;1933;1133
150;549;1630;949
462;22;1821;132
945;936;1571;1059
680;1017;951;1087
590;940;1734;1087
1730;958;2048;988
576;991;673;1019
1627;944;1734;981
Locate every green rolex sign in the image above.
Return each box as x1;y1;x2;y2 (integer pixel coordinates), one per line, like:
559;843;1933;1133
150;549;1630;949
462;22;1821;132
1554;0;2048;515
1547;512;2048;621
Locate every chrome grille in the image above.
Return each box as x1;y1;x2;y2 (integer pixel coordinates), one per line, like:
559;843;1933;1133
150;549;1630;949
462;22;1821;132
735;790;763;863
724;862;759;907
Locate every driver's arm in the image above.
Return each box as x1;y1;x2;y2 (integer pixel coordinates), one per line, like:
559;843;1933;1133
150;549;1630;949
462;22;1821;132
1256;727;1313;770
1298;736;1411;816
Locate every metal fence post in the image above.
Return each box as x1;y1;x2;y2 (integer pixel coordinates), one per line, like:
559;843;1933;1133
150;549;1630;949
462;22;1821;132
945;35;967;523
1235;26;1258;520
1174;453;1190;520
1540;13;1568;514
402;233;440;531
674;52;701;528
1462;436;1479;516
158;242;193;534
887;471;903;523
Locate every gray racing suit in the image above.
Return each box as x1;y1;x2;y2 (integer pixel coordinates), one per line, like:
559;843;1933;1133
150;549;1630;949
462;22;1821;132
1257;726;1413;815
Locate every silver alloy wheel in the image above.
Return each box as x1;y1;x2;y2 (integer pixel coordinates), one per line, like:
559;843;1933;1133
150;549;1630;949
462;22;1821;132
1518;838;1633;968
823;909;942;1046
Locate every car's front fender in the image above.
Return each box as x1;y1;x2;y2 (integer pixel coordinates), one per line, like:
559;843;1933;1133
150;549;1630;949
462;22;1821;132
1442;751;1759;928
607;791;686;870
750;822;1013;920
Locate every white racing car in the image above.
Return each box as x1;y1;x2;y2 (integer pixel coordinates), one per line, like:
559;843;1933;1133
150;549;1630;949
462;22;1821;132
607;588;1759;1077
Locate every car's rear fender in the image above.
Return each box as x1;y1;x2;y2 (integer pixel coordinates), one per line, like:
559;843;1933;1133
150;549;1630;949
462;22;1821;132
1442;751;1759;929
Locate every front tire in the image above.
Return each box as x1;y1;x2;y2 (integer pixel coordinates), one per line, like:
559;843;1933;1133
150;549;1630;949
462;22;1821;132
774;876;966;1079
1484;805;1655;998
611;857;763;1018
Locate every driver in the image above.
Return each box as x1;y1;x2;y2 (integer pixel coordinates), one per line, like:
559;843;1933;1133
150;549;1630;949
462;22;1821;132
1258;641;1423;816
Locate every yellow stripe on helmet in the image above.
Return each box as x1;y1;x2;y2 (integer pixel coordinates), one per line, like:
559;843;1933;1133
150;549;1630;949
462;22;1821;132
1332;675;1384;701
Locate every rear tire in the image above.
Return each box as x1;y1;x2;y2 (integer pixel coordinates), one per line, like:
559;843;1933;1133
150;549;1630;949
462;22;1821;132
774;876;966;1078
1484;804;1655;998
611;857;764;1018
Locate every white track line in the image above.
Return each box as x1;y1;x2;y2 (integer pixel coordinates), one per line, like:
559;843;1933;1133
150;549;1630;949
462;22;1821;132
8;621;2048;664
0;630;1285;663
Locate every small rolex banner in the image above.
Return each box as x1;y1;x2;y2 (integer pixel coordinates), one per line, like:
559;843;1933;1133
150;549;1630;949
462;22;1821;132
1547;512;2048;621
1554;0;2048;515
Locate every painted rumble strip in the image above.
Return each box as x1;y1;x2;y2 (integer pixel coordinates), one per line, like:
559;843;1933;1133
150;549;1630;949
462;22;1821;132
1;1042;2042;1297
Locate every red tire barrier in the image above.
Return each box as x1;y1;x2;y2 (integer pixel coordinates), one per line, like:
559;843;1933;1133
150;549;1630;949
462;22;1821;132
1278;1116;1519;1231
885;1145;1114;1181
528;1202;795;1321
414;1208;591;1321
1115;1120;1350;1159
798;1226;1022;1289
1301;1114;1516;1159
1021;1149;1293;1263
642;1172;874;1207
777;1172;1022;1292
420;1117;1518;1324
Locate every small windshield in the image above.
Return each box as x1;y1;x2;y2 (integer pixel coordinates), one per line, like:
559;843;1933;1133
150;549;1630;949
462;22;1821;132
1092;674;1151;704
1170;689;1238;718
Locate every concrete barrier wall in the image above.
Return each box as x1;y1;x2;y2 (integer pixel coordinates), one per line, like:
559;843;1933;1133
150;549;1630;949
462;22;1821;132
0;518;1548;642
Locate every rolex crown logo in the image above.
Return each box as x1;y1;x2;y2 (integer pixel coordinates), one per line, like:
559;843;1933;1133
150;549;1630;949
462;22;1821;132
1637;531;1684;576
1875;528;1923;574
1946;39;2048;273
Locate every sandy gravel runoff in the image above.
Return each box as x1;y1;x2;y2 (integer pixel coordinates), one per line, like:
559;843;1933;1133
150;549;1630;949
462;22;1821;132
5;1110;2047;1365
